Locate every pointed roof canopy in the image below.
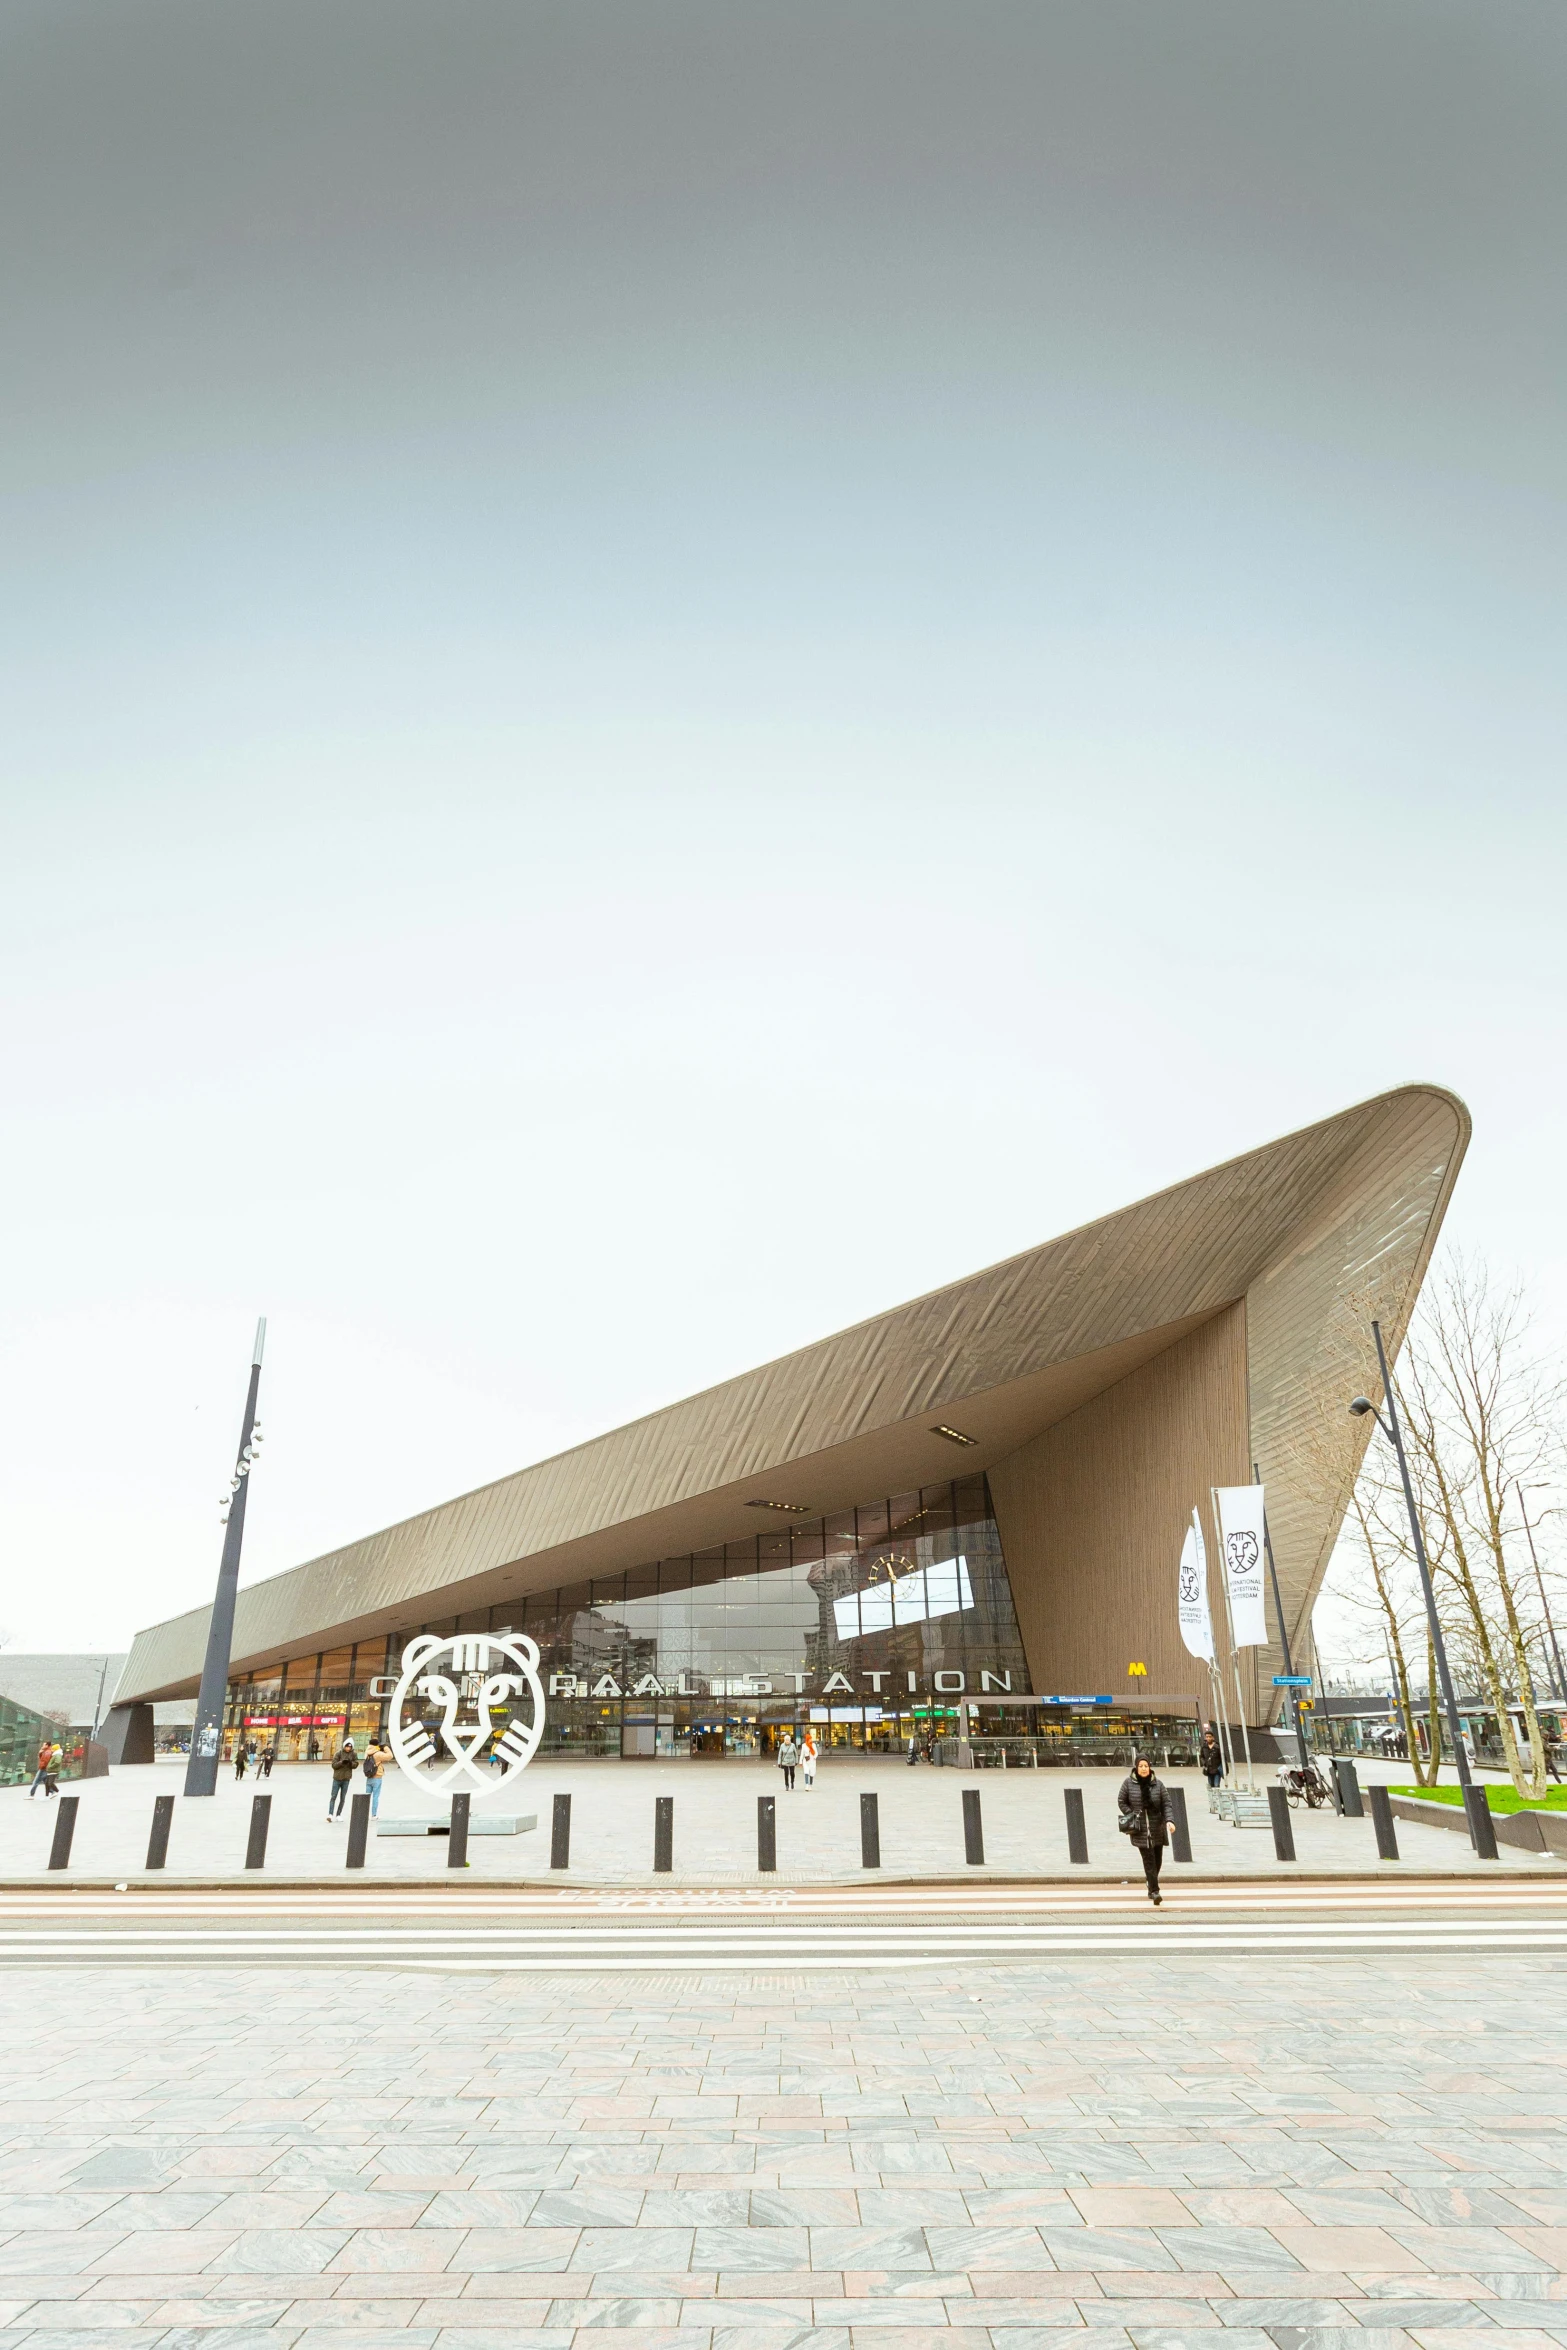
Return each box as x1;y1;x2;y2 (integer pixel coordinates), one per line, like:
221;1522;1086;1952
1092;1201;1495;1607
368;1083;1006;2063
118;1083;1467;1702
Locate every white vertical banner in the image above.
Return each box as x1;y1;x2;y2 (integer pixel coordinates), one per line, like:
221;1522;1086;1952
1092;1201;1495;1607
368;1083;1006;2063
1215;1484;1269;1649
1177;1517;1214;1661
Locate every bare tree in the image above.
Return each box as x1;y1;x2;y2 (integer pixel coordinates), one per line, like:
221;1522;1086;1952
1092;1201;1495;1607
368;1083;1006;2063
1338;1475;1442;1785
1393;1255;1566;1802
1290;1301;1442;1781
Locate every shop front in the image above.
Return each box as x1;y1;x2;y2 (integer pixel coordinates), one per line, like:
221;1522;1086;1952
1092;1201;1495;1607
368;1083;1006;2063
223;1642;392;1763
962;1698;1200;1768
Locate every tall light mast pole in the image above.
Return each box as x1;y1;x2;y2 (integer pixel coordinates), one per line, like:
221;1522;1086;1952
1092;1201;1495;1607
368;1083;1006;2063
1352;1320;1472;1796
184;1318;266;1797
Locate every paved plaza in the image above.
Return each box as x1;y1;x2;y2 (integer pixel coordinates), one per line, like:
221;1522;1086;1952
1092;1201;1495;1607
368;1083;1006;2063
4;1946;1567;2350
2;1759;1550;1884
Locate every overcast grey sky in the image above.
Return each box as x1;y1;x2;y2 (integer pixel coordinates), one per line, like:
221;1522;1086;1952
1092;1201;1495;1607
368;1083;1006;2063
2;0;1564;1653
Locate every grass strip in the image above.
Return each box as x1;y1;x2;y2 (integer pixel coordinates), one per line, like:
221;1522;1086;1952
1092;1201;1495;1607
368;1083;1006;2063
1388;1782;1567;1813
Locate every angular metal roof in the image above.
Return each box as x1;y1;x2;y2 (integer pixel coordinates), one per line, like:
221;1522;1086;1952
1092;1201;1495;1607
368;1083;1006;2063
117;1083;1467;1703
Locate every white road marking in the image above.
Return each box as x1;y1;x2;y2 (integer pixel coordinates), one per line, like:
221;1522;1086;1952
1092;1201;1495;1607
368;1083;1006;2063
5;1899;1567;1967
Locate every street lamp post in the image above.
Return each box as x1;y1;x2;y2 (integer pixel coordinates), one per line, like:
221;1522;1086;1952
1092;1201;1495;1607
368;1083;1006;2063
88;1655;110;1746
184;1318;267;1798
1350;1319;1473;1800
1514;1485;1565;1705
1255;1460;1309;1769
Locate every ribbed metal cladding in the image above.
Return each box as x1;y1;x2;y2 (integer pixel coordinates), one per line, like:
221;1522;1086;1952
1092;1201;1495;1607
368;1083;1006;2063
118;1084;1468;1704
1244;1087;1466;1716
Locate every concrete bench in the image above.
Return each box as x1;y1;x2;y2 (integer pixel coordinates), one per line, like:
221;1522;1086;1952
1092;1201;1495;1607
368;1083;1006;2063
375;1813;538;1837
1389;1793;1567;1856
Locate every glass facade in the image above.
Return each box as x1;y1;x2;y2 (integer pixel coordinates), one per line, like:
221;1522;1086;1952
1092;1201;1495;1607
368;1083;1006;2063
222;1473;1035;1760
0;1692;97;1789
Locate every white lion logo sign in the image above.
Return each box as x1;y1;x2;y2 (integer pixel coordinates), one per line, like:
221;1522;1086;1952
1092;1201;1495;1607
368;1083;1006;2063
384;1632;546;1801
1224;1531;1259;1576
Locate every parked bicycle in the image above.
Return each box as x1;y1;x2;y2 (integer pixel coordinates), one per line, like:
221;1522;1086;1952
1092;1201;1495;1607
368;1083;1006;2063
1278;1758;1333;1809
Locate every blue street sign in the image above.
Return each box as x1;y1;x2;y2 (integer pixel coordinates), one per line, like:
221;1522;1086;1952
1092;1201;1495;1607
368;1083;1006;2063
1272;1674;1312;1687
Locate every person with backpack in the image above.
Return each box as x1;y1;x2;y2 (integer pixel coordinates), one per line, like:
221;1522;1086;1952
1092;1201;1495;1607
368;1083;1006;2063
1198;1722;1225;1804
363;1739;386;1816
28;1738;54;1798
1118;1752;1172;1905
327;1737;358;1819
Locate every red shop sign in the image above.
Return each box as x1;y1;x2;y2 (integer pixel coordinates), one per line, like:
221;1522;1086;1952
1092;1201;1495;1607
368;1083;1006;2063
243;1711;347;1729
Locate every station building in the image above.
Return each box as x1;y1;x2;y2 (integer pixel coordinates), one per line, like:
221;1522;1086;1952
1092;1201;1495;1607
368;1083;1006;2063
110;1085;1467;1769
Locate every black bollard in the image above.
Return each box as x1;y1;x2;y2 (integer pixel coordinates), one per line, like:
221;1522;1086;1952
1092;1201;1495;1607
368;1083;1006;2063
1464;1785;1498;1860
245;1793;271;1870
448;1792;470;1868
1335;1759;1364;1817
962;1787;984;1866
1268;1784;1297;1862
1064;1787;1088;1865
758;1795;777;1873
48;1794;79;1871
551;1791;572;1870
1167;1784;1193;1863
860;1790;881;1869
146;1794;174;1871
654;1795;673;1873
345;1793;370;1868
1368;1782;1400;1860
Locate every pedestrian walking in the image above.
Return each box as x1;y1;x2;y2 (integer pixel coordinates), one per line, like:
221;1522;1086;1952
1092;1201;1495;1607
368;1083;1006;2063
776;1731;798;1791
41;1741;64;1798
1198;1721;1225;1806
27;1738;54;1798
800;1731;817;1788
234;1743;248;1781
1118;1753;1171;1905
327;1737;358;1819
363;1740;386;1816
259;1744;275;1779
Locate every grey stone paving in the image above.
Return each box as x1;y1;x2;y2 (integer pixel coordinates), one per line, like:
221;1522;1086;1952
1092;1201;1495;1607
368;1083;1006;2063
3;1955;1567;2347
4;1758;1550;1882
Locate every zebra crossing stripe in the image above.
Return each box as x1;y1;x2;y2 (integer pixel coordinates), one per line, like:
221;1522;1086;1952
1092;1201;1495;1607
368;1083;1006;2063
4;1906;1567;1966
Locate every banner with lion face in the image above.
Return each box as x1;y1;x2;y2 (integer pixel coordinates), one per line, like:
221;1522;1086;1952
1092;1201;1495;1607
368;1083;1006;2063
1177;1514;1214;1661
1214;1485;1269;1649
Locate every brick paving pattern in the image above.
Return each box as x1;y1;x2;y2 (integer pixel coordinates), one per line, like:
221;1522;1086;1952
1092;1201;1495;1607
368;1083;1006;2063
1;1956;1565;2348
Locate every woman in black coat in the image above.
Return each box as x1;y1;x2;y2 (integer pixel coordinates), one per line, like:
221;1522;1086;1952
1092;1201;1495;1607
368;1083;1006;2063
1118;1754;1171;1904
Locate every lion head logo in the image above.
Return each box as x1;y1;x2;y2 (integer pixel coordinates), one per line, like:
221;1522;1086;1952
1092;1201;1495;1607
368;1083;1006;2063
1225;1531;1260;1576
386;1631;545;1801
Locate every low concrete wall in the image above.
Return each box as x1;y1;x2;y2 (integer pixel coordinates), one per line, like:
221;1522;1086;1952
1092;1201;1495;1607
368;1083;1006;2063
1389;1792;1567;1857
